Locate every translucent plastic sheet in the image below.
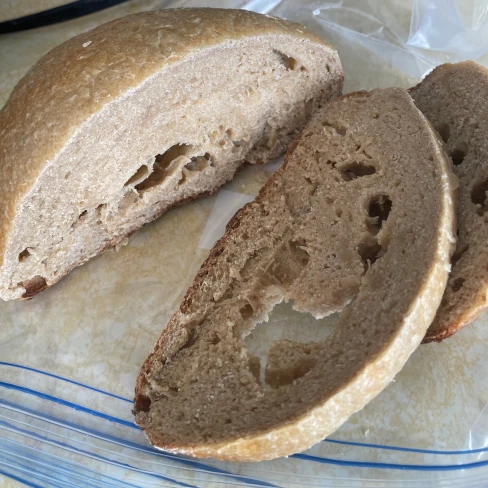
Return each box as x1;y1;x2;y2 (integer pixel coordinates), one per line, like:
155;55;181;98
270;0;488;87
1;1;488;486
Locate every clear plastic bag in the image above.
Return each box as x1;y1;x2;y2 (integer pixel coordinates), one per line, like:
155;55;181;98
409;0;488;60
271;0;488;86
2;1;488;487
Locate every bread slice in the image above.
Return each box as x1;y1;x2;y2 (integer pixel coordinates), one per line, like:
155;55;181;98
410;61;488;342
0;8;343;301
133;88;456;461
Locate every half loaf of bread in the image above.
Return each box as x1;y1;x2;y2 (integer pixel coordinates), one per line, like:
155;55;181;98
411;61;488;342
134;88;456;461
0;8;343;300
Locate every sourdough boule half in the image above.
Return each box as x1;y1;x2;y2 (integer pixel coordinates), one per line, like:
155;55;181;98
0;8;343;300
134;88;456;461
411;61;488;342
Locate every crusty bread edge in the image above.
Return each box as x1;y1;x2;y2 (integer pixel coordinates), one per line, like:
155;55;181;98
17;179;227;300
6;47;342;301
134;98;456;461
410;63;486;343
0;8;341;292
422;299;486;343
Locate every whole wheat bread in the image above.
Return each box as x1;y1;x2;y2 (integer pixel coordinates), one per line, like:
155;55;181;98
134;88;456;461
0;8;342;301
411;61;488;342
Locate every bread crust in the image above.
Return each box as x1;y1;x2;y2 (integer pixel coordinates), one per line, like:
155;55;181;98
0;8;341;300
134;89;456;461
410;61;488;342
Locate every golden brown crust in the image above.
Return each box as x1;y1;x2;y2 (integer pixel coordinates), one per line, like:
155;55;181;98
0;8;331;269
411;61;488;343
422;303;484;343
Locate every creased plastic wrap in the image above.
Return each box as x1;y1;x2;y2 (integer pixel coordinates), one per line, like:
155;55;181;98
1;0;488;486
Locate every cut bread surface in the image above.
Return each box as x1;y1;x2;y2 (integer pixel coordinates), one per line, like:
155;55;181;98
134;88;456;461
411;61;488;342
0;8;343;300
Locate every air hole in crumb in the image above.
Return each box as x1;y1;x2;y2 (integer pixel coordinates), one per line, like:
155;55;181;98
326;196;335;204
271;240;310;285
435;123;450;143
326;64;331;73
18;248;31;262
181;328;198;350
248;356;261;383
452;277;465;292
290;239;310;266
273;49;297;70
471;179;488;216
450;142;468;166
20;275;47;299
243;302;337;388
322;121;346;136
358;237;383;269
210;334;221;346
178;172;187;186
451;244;469;267
367;195;392;234
185;152;212;172
135;143;194;193
240;303;254;320
266;355;316;387
125;164;149;186
341;162;376;181
135;394;151;413
95;204;104;222
70;210;89;229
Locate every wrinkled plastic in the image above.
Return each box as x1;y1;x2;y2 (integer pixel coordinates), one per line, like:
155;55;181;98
271;0;488;83
2;1;488;487
409;0;488;59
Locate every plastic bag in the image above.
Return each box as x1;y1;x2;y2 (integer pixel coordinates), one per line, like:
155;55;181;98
409;0;488;60
271;0;488;86
3;1;488;487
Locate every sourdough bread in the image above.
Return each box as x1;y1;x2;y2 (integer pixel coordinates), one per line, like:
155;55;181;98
0;8;343;300
134;88;456;461
411;61;488;342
